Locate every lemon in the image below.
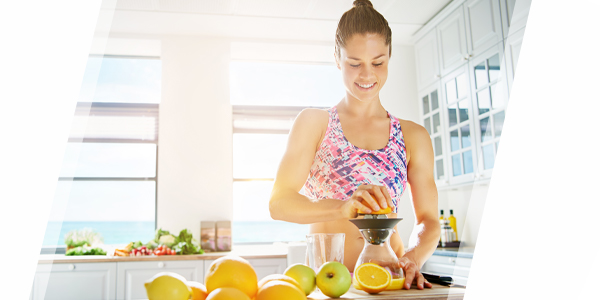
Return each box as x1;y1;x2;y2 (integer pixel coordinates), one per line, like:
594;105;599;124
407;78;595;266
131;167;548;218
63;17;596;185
358;206;392;215
354;263;391;294
144;272;192;300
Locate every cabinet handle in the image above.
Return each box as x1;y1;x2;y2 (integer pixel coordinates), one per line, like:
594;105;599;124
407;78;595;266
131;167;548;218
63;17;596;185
68;264;75;271
158;262;165;268
450;258;456;264
435;74;441;78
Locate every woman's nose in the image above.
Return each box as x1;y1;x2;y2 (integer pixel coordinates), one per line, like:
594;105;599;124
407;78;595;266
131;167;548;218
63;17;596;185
359;65;375;79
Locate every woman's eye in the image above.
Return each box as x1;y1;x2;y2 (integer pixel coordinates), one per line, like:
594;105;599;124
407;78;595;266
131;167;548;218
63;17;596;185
373;63;383;67
350;64;360;68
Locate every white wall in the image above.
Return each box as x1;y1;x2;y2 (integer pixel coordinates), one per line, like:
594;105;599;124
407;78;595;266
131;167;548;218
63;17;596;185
437;182;490;247
157;36;233;239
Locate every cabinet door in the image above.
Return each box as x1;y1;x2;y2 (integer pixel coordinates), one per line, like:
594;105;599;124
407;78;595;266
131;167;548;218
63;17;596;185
441;65;477;184
505;27;525;95
204;258;287;281
468;42;507;178
116;260;204;300
248;258;287;279
414;29;441;90
464;0;503;56
419;82;448;187
437;7;469;76
500;0;516;39
501;0;531;38
32;263;117;300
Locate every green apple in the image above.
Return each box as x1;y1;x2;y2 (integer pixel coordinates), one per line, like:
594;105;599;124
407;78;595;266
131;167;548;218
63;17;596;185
316;261;351;298
284;263;317;296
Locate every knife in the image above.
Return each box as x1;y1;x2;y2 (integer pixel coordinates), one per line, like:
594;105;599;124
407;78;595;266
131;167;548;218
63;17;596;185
421;272;454;286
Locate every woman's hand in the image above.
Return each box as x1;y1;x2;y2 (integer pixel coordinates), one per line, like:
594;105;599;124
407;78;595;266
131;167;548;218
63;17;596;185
399;257;432;290
340;184;395;219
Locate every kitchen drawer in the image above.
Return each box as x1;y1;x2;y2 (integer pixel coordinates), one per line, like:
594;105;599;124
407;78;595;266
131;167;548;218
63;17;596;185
426;255;472;268
116;260;204;300
32;262;116;300
422;255;472;284
204;257;287;280
422;262;471;278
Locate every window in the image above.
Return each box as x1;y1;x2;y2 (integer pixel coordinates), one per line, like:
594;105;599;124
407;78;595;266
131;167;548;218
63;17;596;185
42;56;161;249
230;61;342;244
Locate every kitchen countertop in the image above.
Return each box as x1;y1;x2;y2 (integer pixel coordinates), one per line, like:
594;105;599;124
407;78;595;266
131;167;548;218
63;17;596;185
38;244;288;264
432;247;474;259
38;243;475;264
308;284;465;299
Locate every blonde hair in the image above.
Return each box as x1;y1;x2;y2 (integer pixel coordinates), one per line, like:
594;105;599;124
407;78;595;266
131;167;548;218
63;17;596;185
335;0;392;59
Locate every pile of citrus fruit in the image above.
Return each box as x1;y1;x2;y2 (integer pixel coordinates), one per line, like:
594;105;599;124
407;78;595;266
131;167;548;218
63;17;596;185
143;255;358;299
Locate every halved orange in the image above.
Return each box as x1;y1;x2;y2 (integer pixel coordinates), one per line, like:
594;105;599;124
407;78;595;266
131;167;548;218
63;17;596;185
358;206;392;215
354;263;391;294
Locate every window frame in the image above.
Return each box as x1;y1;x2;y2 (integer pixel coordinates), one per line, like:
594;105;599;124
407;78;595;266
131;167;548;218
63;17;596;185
42;54;161;253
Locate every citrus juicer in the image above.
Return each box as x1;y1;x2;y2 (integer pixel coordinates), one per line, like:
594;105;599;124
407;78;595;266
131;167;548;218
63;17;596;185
349;212;404;290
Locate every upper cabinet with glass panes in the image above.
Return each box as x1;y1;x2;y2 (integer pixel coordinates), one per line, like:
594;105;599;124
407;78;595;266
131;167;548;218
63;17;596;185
419;83;446;185
443;66;476;183
413;0;522;185
469;43;507;177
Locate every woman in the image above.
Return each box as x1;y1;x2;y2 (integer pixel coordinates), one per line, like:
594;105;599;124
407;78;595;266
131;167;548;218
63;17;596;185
270;0;439;290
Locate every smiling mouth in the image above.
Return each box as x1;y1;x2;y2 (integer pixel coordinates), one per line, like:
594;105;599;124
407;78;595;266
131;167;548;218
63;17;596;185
356;82;376;90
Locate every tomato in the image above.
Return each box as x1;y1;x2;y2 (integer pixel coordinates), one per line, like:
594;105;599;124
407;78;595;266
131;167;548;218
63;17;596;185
171;249;176;255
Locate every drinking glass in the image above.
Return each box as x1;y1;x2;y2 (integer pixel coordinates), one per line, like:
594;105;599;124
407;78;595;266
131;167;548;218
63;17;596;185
305;233;345;272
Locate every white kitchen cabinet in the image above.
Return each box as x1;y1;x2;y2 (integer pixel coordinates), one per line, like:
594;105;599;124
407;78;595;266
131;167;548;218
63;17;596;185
505;27;525;96
464;0;503;56
422;255;472;286
440;64;477;184
31;262;116;300
468;42;508;179
501;0;531;38
437;7;469;76
414;29;441;90
115;260;204;300
419;81;448;187
204;258;287;280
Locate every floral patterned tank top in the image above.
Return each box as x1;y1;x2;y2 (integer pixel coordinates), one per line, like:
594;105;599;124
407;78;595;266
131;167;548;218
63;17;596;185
303;106;408;212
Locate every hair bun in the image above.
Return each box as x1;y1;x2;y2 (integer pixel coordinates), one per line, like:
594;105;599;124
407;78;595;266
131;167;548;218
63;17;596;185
353;0;373;8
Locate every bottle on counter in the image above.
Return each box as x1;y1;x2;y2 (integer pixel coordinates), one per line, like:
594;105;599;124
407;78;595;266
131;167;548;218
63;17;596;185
448;209;457;241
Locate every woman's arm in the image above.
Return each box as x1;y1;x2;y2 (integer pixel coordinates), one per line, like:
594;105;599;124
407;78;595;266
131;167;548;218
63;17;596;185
396;120;440;289
270;109;391;224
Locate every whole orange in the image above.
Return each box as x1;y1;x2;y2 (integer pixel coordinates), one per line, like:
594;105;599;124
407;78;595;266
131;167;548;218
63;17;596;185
256;281;306;300
187;281;208;300
206;287;251;300
205;255;258;299
258;274;302;291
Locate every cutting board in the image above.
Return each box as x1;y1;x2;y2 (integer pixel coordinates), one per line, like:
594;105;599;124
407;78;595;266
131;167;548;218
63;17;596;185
308;284;465;300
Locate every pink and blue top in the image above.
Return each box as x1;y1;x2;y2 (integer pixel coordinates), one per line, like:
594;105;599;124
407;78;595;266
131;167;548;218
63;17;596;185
303;106;408;212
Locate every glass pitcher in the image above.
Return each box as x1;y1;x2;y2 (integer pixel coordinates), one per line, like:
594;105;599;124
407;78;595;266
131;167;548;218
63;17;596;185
349;218;405;291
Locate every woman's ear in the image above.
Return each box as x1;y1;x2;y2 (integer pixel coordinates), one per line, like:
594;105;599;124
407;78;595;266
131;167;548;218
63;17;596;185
334;53;341;70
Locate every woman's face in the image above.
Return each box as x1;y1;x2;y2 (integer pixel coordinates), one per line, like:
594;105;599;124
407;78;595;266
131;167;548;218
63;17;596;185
336;33;390;103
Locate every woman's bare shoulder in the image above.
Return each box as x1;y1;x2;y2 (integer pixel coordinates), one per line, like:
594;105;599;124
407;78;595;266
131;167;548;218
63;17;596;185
290;108;331;150
294;108;330;131
398;119;428;140
398;119;430;157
